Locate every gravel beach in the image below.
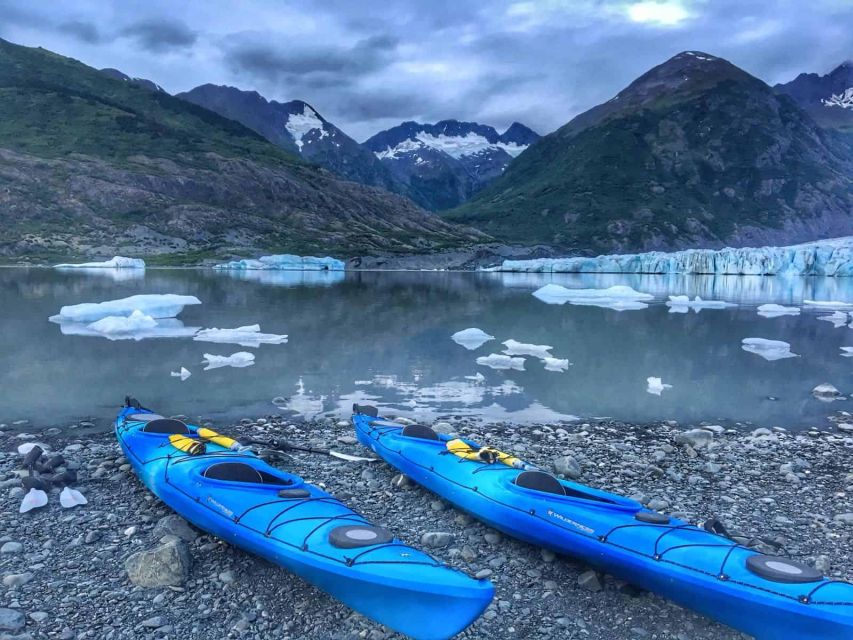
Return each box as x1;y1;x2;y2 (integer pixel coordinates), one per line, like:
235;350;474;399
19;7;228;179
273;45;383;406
2;413;852;640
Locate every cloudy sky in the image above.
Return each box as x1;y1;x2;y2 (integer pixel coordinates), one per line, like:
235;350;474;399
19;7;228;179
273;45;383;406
1;0;851;140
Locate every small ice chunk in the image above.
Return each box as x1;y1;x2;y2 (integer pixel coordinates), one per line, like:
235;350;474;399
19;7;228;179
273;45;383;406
171;367;191;381
17;442;48;455
54;256;145;269
804;300;853;310
543;357;570;372
464;372;486;382
20;488;48;513
666;295;735;312
202;352;256;370
51;294;201;323
646;377;673;395
59;486;88;508
533;284;653;308
741;338;799;361
812;383;845;401
476;353;526;371
841;347;853;357
194;325;288;347
54;318;199;341
757;304;801;318
451;328;495;350
87;309;157;335
502;339;553;358
817;311;850;328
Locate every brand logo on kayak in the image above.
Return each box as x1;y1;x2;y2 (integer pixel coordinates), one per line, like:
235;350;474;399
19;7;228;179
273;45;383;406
547;509;594;534
207;496;234;518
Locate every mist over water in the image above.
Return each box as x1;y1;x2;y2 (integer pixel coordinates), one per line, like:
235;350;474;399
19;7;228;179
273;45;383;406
2;267;852;431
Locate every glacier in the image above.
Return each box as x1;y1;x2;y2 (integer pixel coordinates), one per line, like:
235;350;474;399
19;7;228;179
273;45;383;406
490;237;853;276
50;294;201;323
213;254;345;271
53;256;145;269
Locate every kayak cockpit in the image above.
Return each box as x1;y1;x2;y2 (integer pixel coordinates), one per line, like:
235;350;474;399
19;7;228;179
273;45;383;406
508;470;640;511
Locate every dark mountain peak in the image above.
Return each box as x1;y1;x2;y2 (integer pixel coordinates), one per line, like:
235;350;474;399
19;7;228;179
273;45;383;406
775;61;853;130
100;67;164;93
828;60;853;82
500;122;539;146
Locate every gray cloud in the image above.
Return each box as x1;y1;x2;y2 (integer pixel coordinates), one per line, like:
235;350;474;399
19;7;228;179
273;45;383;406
0;0;850;140
121;19;197;53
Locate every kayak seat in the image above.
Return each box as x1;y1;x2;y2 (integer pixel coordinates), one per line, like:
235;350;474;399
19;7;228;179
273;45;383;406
401;424;440;441
514;471;566;495
203;462;292;485
143;418;191;435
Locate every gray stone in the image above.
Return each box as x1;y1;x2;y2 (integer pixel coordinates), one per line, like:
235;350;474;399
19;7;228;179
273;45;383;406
2;573;34;588
674;429;713;450
125;539;192;587
141;616;166;628
421;532;453;548
475;569;493;579
29;611;48;623
152;515;197;542
391;474;412;490
0;542;22;554
578;570;603;592
553;455;581;479
218;570;236;584
84;530;101;544
834;513;853;526
432;422;454;435
0;608;25;632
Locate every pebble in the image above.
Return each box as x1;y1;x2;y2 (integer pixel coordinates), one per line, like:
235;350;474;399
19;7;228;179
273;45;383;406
553;454;582;479
578;570;603;592
421;532;453;548
0;608;25;632
0;541;23;554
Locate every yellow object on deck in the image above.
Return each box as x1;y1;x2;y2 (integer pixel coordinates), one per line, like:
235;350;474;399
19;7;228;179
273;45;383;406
197;427;240;450
446;439;523;468
168;434;206;456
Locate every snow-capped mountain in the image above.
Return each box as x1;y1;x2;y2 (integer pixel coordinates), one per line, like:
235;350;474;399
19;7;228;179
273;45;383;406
775;61;853;130
177;84;400;193
364;120;540;210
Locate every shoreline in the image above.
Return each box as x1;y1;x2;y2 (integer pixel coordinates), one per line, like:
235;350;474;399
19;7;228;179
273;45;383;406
2;415;851;639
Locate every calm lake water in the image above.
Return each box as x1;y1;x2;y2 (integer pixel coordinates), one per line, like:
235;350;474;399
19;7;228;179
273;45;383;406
3;266;853;431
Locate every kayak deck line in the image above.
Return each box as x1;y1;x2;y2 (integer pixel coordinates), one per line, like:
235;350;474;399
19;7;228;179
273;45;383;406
353;409;853;639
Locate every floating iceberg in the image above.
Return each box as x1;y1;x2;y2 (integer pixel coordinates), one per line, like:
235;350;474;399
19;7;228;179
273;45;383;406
194;325;288;348
218;269;344;288
741;338;799;361
502;339;553;358
53;256;145;269
841;347;853;358
54;317;199;341
803;300;853;310
757;304;800;318
171;367;191;381
88;310;157;334
666;295;735;313
213;254;345;271
50;294;201;323
533;284;652;310
451;328;495;350
464;372;486;382
202;352;256;370
542;357;570;372
817;311;850;328
476;353;526;371
489;237;853;276
646;377;673;396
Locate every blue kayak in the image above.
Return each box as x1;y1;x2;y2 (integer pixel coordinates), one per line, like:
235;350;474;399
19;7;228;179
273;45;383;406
353;405;853;640
116;402;493;640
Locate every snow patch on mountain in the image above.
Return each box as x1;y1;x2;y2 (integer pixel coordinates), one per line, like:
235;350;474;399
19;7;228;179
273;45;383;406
823;87;853;109
285;105;328;150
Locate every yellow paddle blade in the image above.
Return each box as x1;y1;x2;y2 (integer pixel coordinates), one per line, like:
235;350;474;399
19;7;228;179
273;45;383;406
197;427;239;450
169;434;206;456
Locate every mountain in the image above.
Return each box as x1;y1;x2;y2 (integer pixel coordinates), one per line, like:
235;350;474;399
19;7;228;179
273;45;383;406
363;120;539;210
177;84;400;193
0;39;486;262
99;67;165;93
775;62;853;132
446;51;853;254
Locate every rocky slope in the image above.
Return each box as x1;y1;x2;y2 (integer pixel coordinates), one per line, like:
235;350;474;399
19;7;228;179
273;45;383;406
364;120;539;210
0;39;485;262
177;84;402;194
775;61;853;132
446;51;853;254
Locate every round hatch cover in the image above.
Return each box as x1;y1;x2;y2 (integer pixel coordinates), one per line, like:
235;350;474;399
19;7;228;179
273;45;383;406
745;555;823;584
329;525;393;549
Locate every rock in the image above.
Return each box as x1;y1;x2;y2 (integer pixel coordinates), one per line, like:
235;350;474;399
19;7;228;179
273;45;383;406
2;573;34;588
834;513;853;526
0;542;23;554
125;539;192;587
152;515;197;542
674;429;713;450
812;383;844;399
391;474;412;490
552;455;581;479
0;608;25;632
578;570;603;592
429;500;447;512
460;546;477;562
421;532;453;548
838;423;853;432
29;611;48;623
84;530;101;544
141;616;166;628
540;548;556;563
218;570;236;584
336;436;357;445
475;569;493;579
484;532;502;545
